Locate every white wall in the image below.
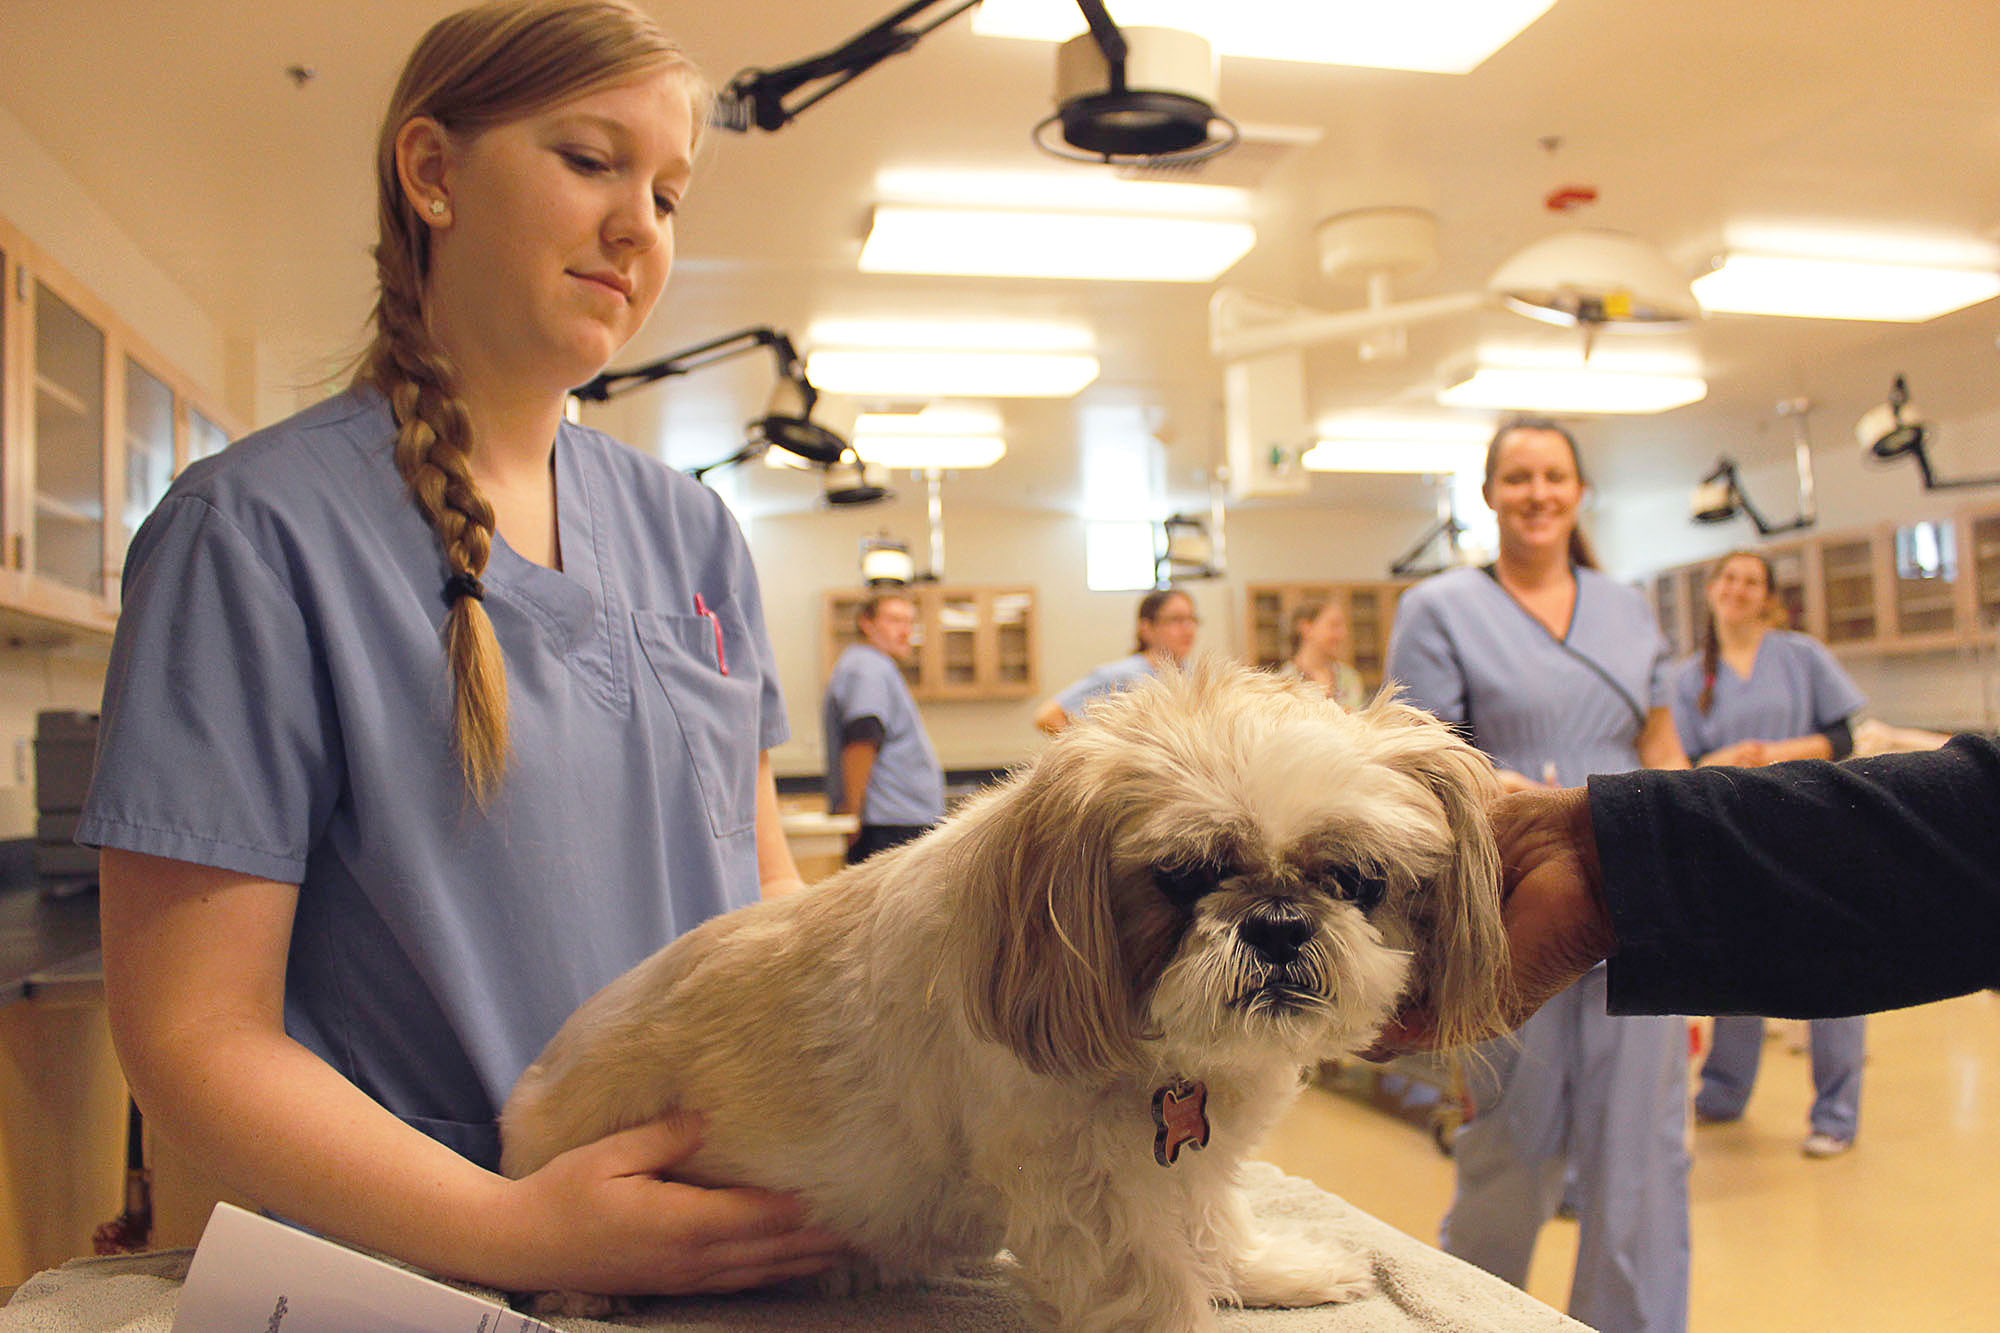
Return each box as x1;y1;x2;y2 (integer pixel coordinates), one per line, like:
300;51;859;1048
746;493;1434;778
1589;323;2000;733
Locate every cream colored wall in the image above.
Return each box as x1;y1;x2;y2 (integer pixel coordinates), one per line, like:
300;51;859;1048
745;494;1433;779
1589;328;2000;733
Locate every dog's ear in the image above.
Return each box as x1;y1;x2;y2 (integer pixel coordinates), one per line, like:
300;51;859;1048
943;747;1139;1080
1376;704;1513;1051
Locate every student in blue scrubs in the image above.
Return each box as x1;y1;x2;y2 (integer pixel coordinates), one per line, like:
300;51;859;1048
822;591;945;862
1387;418;1694;1333
1672;550;1868;1158
77;1;843;1302
1033;587;1199;734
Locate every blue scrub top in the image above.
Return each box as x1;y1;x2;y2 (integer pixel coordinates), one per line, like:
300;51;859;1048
1386;566;1672;786
78;389;788;1169
822;643;944;825
1054;651;1158;718
1670;630;1864;760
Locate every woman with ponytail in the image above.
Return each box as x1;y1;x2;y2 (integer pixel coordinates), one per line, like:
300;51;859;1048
1670;549;1869;1158
79;1;843;1298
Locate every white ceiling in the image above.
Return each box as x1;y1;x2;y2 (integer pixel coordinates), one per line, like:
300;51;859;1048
5;0;1999;524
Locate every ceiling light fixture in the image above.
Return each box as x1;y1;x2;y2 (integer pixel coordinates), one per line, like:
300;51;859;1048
572;326;857;481
974;0;1556;74
852;407;1008;469
1856;374;2000;490
1690;398;1818;533
1693;252;2000;321
713;0;1239;172
1034;17;1236;165
1438;365;1708;415
1302;439;1489;474
860;204;1254;282
806;348;1101;398
1211;219;1699;363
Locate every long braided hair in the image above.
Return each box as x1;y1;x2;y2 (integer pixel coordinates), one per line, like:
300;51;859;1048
353;1;704;804
1697;549;1775;715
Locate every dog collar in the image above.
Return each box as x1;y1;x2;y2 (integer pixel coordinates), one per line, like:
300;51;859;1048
1151;1078;1210;1166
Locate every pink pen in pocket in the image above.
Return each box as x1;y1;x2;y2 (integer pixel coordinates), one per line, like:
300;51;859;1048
693;593;728;676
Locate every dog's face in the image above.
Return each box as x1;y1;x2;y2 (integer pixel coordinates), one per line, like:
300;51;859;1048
948;661;1508;1080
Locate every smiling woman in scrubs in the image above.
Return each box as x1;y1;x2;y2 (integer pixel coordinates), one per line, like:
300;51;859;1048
76;0;843;1301
1386;418;1694;1333
1673;550;1868;1158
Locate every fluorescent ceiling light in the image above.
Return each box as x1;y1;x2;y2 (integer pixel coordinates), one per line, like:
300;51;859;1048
808;318;1094;353
1439;366;1707;414
1303;439;1488;474
972;0;1555;74
854;435;1008;470
851;407;1008;470
1693;253;2000;322
875;167;1250;218
806;349;1100;398
860;205;1254;283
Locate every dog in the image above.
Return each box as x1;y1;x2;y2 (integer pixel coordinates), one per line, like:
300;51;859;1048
501;661;1509;1330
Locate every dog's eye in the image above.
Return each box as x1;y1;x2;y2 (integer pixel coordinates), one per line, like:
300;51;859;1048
1325;865;1387;913
1153;861;1227;910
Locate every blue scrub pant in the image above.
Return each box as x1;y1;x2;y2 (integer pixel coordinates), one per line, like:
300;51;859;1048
1695;1014;1865;1140
1442;968;1691;1333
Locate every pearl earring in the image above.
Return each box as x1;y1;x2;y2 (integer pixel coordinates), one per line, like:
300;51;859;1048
428;199;447;218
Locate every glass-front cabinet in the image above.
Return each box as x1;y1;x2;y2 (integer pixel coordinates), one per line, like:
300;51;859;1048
33;281;107;598
823;585;1039;701
0;213;237;638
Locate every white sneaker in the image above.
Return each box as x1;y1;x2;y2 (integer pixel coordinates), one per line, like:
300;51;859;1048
1802;1133;1852;1158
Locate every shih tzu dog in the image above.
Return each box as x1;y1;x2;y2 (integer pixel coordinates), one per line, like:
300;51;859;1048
501;661;1509;1330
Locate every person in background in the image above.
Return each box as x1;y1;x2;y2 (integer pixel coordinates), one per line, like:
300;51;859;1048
1033;587;1199;734
1281;599;1367;711
1386;416;1693;1333
823;591;945;863
77;1;844;1301
1671;549;1868;1158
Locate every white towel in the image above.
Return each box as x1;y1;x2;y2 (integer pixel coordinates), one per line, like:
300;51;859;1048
0;1164;1582;1332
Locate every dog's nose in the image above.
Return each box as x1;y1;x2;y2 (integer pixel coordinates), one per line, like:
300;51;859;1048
1239;902;1313;964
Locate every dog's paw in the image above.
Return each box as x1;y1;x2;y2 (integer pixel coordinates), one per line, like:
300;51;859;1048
1230;1235;1373;1308
522;1289;634;1319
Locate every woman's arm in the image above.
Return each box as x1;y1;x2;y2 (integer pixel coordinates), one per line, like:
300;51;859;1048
754;752;807;898
1636;705;1692;771
100;847;839;1294
1032;695;1072;736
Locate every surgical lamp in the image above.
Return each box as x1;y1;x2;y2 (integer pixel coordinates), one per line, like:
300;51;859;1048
713;0;1234;166
572;326;851;482
1856;374;2000;491
1690;398;1818;535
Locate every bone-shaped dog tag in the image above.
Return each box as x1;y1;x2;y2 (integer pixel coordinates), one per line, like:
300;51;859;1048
1152;1079;1210;1166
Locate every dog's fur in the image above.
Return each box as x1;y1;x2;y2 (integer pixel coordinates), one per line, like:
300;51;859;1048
501;661;1509;1330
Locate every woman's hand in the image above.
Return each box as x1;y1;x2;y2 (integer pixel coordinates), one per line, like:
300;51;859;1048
502;1113;847;1296
1698;739;1768;767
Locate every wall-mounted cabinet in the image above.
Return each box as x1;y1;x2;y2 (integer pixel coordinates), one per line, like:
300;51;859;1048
1245;581;1412;694
0;213;235;642
1643;507;2000;661
823;585;1039;701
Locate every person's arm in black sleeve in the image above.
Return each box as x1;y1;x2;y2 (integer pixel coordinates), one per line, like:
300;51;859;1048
1591;733;2000;1018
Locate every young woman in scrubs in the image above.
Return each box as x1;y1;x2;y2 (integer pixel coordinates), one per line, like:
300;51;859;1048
1672;550;1868;1158
1386;418;1694;1333
77;0;845;1300
1280;599;1367;711
1033;587;1199;733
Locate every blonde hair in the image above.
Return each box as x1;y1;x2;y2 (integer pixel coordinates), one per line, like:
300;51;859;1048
353;1;706;804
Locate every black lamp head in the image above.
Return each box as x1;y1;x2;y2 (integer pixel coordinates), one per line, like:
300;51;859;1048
1691;458;1741;524
1034;13;1237;166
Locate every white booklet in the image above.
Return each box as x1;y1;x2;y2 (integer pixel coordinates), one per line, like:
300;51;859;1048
172;1201;559;1333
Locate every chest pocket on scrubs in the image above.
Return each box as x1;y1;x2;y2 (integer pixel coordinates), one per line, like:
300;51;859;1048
633;610;761;838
